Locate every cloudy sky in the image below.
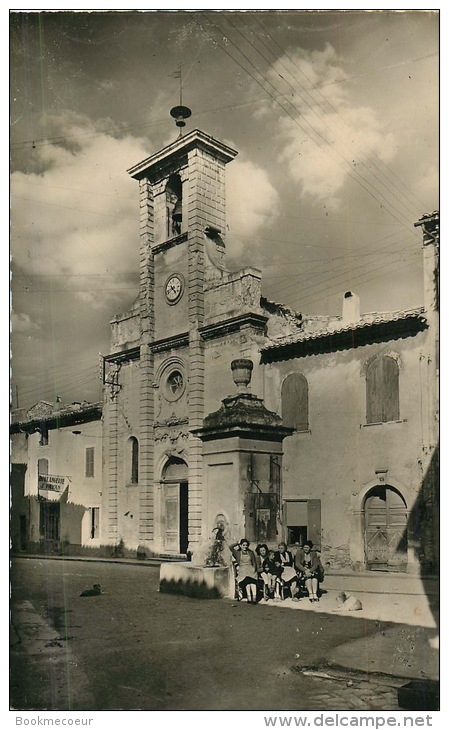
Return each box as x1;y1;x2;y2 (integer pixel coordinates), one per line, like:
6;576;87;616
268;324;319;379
9;9;439;411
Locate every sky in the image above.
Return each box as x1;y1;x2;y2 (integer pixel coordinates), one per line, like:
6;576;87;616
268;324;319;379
9;8;439;412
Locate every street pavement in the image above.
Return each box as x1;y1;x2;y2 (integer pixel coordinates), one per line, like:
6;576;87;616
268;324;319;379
9;556;439;712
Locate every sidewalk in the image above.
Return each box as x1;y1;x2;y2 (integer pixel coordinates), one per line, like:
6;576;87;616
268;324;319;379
255;571;438;628
243;570;439;684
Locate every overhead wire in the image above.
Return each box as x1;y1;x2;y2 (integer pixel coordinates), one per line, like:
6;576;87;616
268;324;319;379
286;250;421;310
217;13;424;230
198;14;422;235
297;254;422;311
253;15;431;215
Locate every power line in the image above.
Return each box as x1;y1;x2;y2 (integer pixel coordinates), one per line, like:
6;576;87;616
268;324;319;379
286;250;421;310
253;15;431;215
198;14;422;236
227;13;420;221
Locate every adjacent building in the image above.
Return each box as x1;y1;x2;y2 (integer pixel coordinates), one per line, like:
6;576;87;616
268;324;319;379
10;401;103;554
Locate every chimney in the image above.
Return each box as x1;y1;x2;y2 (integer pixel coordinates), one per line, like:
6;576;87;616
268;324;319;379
414;211;439;314
342;291;360;325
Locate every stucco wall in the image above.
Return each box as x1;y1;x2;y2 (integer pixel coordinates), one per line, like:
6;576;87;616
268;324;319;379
18;418;103;549
262;328;433;567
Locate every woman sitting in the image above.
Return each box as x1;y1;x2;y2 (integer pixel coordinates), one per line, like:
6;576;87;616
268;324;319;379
274;541;300;601
294;539;323;603
229;539;259;604
256;544;280;601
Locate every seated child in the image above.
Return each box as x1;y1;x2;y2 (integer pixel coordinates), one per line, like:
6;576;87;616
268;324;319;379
264;550;283;601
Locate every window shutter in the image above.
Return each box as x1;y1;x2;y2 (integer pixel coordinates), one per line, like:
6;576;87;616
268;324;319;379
382;357;400;422
307;500;322;549
38;458;48;476
281;373;309;431
85;447;94;478
366;356;399;424
366;358;383;423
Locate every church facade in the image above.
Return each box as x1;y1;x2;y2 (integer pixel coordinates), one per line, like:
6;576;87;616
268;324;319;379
100;127;439;575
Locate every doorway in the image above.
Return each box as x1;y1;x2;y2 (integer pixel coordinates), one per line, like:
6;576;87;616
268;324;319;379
162;457;189;554
364;485;408;571
39;501;60;542
19;515;27;551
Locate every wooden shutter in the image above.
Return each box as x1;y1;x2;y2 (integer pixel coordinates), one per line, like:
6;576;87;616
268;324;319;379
366;358;383;423
85;447;94;477
382;357;399;422
281;373;309;431
307;500;321;549
366;356;399;424
38;458;48;476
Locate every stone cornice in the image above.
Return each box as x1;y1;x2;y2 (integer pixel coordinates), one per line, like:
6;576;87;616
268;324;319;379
150;332;189;353
127;129;238;181
199;313;268;341
152;231;188;255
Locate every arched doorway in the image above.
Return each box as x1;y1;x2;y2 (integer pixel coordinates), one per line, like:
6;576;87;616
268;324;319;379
364;485;408;571
162;456;188;554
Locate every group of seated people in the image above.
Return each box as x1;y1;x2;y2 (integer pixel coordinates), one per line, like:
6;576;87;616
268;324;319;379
229;539;324;605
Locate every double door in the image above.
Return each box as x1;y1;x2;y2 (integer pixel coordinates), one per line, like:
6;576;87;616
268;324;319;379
365;486;408;571
164;481;189;554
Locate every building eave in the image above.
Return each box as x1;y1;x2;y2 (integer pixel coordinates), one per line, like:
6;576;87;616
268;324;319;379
260;309;427;363
10;403;103;435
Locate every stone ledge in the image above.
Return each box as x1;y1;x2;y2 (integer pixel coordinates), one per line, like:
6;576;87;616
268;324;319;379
159;562;230;599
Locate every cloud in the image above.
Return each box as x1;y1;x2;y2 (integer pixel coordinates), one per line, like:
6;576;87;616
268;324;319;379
11;311;40;333
265;44;397;209
11;112;148;309
225;158;280;260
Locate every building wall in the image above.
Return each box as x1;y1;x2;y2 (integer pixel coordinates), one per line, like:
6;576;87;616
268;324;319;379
262;327;435;570
20;419;103;550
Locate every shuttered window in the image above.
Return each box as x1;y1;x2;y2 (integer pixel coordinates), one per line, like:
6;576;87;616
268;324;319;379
366;356;399;424
131;437;139;484
38;458;48;476
85;447;95;478
281;373;309;431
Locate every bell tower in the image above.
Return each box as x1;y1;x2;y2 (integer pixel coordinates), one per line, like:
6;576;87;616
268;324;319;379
126;114;238;551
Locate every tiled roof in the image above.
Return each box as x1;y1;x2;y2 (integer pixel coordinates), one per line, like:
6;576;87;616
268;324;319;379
260;307;426;352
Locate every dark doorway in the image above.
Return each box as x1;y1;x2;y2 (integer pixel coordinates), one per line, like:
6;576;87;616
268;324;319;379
19;515;27;551
179;481;189;554
40;501;60;541
287;526;308;546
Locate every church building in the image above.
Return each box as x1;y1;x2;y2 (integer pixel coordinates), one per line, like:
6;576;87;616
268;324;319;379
100;115;439;576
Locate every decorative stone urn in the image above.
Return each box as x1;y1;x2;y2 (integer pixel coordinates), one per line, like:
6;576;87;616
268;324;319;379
231;358;253;391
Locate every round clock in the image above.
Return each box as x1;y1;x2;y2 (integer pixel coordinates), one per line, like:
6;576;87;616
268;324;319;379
165;274;184;304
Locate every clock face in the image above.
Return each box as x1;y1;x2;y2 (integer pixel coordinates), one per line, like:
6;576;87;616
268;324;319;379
165;274;184;304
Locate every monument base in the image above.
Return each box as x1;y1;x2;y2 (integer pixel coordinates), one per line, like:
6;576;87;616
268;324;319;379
159;562;231;599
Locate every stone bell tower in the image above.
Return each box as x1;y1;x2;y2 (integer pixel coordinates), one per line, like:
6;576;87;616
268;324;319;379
125;114;238;551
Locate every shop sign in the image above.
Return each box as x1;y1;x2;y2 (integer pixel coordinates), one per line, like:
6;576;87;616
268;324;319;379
38;474;67;500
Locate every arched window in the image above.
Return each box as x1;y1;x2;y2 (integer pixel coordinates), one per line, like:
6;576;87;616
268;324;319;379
166;174;182;238
130;437;139;484
366;355;399;424
281;373;309;431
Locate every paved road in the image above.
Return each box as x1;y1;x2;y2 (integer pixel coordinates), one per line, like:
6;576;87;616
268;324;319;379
10;557;402;712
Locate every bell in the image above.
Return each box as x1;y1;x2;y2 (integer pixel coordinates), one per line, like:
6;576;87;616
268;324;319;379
172;199;182;222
